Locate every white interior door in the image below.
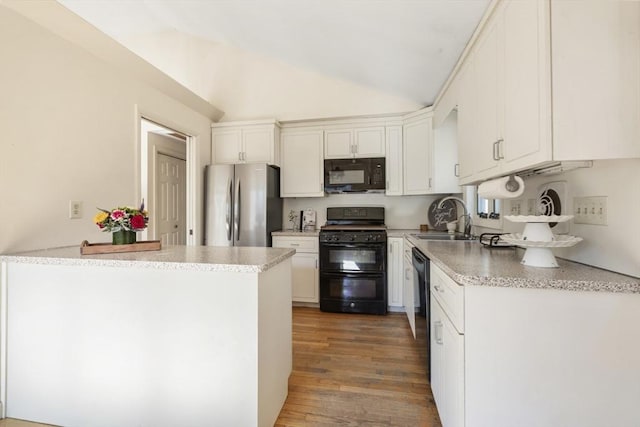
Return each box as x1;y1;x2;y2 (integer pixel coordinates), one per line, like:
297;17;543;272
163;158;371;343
156;153;186;245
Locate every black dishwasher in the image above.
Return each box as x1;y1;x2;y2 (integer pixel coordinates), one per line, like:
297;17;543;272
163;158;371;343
411;247;430;380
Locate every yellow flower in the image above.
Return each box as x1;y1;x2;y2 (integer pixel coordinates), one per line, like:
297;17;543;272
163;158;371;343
93;211;109;224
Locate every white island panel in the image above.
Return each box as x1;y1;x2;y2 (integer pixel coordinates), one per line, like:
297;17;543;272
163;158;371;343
2;256;291;427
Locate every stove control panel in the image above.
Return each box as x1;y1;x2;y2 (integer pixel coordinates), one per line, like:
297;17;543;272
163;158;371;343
319;231;387;243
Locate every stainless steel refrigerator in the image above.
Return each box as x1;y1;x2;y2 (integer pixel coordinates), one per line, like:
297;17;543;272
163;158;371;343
204;163;282;247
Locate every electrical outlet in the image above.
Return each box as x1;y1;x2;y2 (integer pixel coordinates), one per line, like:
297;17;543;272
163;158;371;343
510;199;523;215
573;196;607;225
69;200;83;219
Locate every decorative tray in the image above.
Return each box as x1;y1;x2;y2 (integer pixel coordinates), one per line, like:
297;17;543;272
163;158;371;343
80;240;162;255
504;215;574;223
500;233;583;248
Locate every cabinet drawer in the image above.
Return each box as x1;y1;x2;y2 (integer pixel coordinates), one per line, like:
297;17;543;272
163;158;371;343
403;239;414;262
430;264;464;333
272;236;318;253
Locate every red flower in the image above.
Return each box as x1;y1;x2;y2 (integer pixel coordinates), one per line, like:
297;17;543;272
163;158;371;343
130;214;145;230
111;209;125;220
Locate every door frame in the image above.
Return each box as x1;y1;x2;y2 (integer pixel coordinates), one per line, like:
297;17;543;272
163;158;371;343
147;132;187;242
136;106;198;246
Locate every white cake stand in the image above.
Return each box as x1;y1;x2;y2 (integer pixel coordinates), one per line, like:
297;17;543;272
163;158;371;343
502;215;582;268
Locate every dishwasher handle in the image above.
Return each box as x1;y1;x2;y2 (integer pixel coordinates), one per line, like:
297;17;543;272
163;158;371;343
411;247;428;268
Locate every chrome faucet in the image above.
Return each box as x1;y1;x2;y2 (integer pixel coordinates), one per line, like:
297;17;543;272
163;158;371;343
438;196;473;238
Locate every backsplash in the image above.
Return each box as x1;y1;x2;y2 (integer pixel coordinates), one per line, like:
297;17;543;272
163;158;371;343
478;158;640;278
282;159;640;278
283;193;459;231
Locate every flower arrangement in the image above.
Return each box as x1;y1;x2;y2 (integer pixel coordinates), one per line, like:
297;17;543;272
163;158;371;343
93;202;148;233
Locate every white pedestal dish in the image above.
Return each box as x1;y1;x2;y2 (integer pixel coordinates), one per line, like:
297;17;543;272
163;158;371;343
502;215;582;268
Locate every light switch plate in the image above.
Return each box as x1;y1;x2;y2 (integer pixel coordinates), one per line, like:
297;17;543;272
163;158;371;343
510;199;523;215
69;200;83;219
573;196;607;225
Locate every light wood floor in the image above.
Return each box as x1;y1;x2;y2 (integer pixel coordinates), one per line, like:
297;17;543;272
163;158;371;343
276;307;441;426
0;307;441;427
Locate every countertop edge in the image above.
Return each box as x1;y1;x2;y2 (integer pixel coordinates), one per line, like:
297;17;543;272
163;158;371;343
405;235;640;294
272;230;320;237
0;246;296;274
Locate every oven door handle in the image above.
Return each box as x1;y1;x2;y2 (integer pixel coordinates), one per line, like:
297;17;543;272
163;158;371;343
320;272;385;278
320;243;385;248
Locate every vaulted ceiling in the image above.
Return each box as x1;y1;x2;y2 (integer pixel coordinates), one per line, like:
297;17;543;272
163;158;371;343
58;0;489;121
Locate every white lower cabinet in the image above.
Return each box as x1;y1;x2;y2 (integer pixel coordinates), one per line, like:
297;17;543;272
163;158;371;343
272;236;319;303
403;239;416;338
430;292;464;427
430;261;640;427
386;237;404;309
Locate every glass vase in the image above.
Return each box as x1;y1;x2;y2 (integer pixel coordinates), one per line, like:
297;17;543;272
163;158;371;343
112;230;136;245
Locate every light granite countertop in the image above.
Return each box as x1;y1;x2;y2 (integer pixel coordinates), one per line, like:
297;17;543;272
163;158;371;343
387;229;421;237
406;235;640;294
0;245;296;273
272;229;320;237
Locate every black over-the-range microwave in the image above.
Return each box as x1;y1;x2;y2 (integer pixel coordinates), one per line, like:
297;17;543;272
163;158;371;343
324;157;386;193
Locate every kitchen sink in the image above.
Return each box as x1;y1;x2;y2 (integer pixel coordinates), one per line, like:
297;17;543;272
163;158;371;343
411;233;476;241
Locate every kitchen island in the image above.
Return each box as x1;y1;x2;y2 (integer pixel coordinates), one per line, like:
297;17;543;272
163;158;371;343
407;237;640;427
0;245;295;427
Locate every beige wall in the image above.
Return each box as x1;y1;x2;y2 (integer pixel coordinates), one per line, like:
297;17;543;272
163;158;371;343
0;5;213;253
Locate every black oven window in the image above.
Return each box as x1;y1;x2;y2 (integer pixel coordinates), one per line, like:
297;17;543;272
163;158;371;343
329;277;378;299
329;249;377;268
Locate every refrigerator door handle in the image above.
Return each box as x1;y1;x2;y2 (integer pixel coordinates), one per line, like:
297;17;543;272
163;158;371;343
234;178;241;241
226;179;233;242
237;180;242;240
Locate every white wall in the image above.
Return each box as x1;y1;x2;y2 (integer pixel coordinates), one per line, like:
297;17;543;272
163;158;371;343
283;194;451;231
483;159;640;278
0;5;213;253
118;30;424;122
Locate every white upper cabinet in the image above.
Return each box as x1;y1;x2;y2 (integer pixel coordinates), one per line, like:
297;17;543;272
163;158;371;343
280;129;324;198
449;0;639;185
212;120;280;166
501;0;551;172
403;111;433;195
402;108;460;195
324;129;353;158
212;129;242;164
551;0;640;160
354;127;386;157
385;125;403;196
432;111;462;194
455;59;477;182
454;0;549;184
324;126;385;159
472;9;502;178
